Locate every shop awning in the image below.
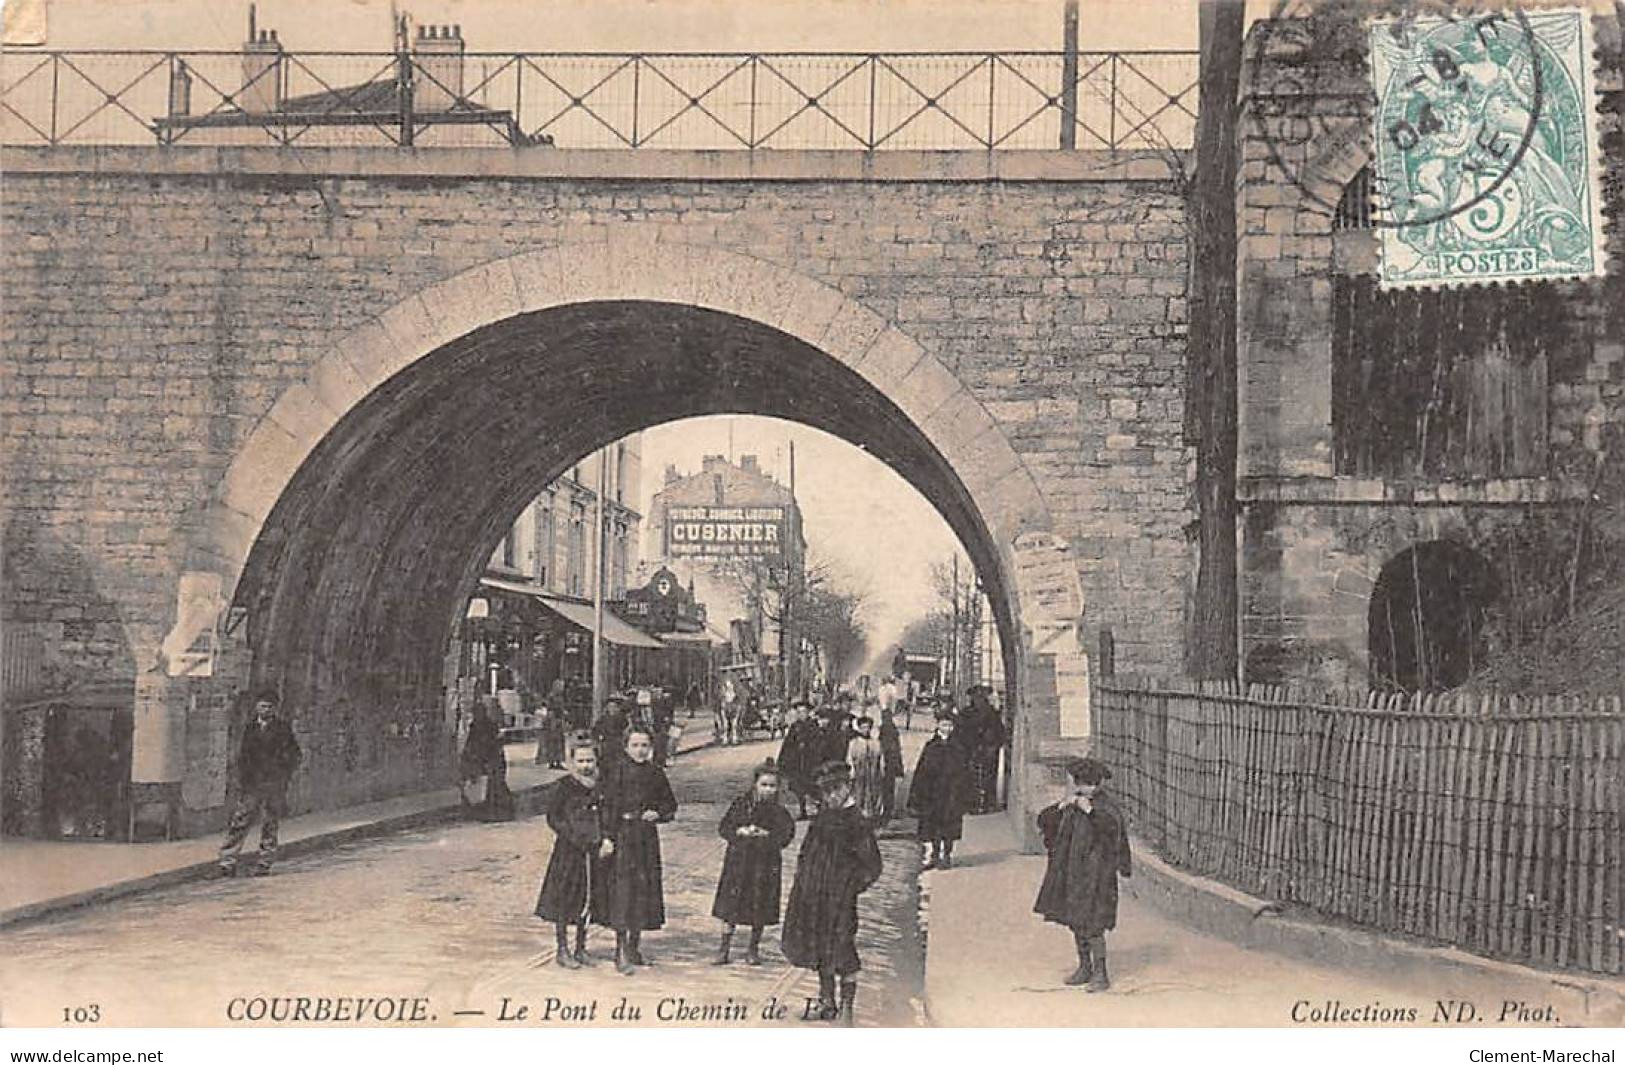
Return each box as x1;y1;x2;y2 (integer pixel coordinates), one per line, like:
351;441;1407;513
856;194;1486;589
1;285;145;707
478;577;665;650
658;630;718;647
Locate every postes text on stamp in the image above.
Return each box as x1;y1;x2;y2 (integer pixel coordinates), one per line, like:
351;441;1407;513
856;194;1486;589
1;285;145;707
1368;8;1604;289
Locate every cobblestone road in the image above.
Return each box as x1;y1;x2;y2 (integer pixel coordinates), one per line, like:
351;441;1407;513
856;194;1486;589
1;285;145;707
0;734;930;1028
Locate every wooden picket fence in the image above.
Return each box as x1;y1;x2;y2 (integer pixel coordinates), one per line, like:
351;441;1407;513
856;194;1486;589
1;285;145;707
1093;677;1624;976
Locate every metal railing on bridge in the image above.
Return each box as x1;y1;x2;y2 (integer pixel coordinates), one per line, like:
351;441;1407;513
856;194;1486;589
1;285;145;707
0;49;1197;152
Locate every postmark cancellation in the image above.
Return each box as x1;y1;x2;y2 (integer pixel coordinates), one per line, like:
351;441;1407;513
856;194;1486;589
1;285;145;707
1367;7;1606;289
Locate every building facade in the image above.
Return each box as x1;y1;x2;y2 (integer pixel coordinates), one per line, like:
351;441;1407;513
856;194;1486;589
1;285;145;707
455;439;651;730
644;453;811;697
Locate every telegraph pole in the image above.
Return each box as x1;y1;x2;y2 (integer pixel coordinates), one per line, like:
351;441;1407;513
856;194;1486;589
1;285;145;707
591;449;608;717
950;554;960;692
1059;0;1080;149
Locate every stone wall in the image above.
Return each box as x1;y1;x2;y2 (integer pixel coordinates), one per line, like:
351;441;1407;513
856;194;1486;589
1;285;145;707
1235;15;1625;686
1;148;1193;827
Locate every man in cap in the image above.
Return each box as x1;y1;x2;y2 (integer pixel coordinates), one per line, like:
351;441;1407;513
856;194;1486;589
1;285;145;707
1034;756;1131;991
782;760;883;1026
218;689;302;877
776;699;822;819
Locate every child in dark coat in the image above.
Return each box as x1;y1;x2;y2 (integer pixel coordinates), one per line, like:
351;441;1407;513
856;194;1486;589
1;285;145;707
783;760;883;1026
1033;757;1131;991
710;760;797;966
533;735;609;968
907;712;974;868
595;725;679;975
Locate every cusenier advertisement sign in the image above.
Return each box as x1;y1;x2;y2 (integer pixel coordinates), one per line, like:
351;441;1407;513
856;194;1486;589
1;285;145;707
666;505;786;559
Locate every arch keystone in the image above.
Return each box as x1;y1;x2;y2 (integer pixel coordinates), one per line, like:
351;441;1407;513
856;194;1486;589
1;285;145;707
617;237;697;307
546;242;615;308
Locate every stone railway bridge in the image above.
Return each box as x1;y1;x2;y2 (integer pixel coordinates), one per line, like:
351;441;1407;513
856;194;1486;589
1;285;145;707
2;21;1621;842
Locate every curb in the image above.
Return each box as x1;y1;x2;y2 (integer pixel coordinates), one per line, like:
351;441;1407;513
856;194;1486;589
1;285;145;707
1;737;717;932
1122;836;1625;1027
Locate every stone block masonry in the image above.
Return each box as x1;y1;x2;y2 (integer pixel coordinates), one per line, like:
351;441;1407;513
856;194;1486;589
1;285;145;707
1;147;1193;828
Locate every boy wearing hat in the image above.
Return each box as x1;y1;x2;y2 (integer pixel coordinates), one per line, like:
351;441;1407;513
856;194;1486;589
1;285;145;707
907;712;974;869
534;735;611;968
776;701;822;819
1033;757;1132;991
782;760;883;1026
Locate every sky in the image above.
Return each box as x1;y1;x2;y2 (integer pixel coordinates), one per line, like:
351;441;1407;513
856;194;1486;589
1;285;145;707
637;415;968;674
5;0;1198;51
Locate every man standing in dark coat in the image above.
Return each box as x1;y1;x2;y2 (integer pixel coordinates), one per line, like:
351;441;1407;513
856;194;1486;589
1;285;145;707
534;735;610;968
218;690;302;876
776;701;821;818
907;712;973;869
595;726;678;974
1034;757;1131;991
711;760;797;966
960;685;1005;814
592;698;631;767
783;760;883;1026
461;698;513;821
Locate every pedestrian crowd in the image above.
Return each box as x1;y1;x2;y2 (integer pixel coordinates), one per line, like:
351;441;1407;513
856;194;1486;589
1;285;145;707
217;678;1131;1021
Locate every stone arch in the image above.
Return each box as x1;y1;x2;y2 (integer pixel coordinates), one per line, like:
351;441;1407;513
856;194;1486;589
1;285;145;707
173;236;1064;817
1368;540;1499;692
190;236;1051;604
1297;130;1375;236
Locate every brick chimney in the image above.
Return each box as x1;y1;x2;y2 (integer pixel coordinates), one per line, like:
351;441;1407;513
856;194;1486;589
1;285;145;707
701;454;727;474
664;464;681;486
739;454;759;474
413;24;466;113
240;8;282;115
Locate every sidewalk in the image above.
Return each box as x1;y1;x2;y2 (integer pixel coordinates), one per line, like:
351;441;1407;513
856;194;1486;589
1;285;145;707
921;813;1625;1027
0;729;713;928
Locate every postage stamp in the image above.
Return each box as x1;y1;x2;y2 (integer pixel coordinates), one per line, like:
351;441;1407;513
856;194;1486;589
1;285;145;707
1368;7;1605;290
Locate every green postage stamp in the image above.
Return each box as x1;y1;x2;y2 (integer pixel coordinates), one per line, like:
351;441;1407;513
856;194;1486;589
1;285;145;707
1368;7;1605;289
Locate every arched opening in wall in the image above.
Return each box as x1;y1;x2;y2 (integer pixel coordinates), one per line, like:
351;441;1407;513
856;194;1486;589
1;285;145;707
1367;541;1498;693
227;301;1022;812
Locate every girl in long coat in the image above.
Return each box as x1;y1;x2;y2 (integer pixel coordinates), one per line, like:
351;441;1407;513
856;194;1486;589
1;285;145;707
533;738;608;968
907;713;973;868
1033;757;1131;992
782;761;883;1026
594;727;678;974
710;761;797;966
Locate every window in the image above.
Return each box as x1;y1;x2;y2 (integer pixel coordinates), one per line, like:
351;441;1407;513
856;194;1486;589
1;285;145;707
501;527;517;570
538;496;554;589
1331;277;1555;479
568;503;586;596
